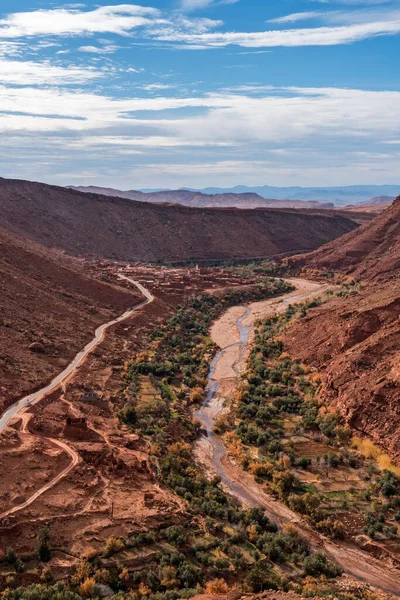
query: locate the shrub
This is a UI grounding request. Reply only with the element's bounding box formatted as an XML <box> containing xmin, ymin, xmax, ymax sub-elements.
<box><xmin>205</xmin><ymin>578</ymin><xmax>230</xmax><ymax>593</ymax></box>
<box><xmin>303</xmin><ymin>552</ymin><xmax>343</xmax><ymax>578</ymax></box>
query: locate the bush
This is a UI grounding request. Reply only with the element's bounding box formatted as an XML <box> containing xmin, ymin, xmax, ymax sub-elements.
<box><xmin>205</xmin><ymin>578</ymin><xmax>229</xmax><ymax>593</ymax></box>
<box><xmin>303</xmin><ymin>552</ymin><xmax>343</xmax><ymax>578</ymax></box>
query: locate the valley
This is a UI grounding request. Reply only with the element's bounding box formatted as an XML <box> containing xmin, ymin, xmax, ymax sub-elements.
<box><xmin>0</xmin><ymin>259</ymin><xmax>397</xmax><ymax>600</ymax></box>
<box><xmin>0</xmin><ymin>184</ymin><xmax>400</xmax><ymax>600</ymax></box>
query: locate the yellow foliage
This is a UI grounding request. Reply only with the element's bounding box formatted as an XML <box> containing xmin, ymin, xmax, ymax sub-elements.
<box><xmin>190</xmin><ymin>387</ymin><xmax>204</xmax><ymax>403</ymax></box>
<box><xmin>79</xmin><ymin>578</ymin><xmax>96</xmax><ymax>598</ymax></box>
<box><xmin>250</xmin><ymin>461</ymin><xmax>273</xmax><ymax>478</ymax></box>
<box><xmin>119</xmin><ymin>568</ymin><xmax>130</xmax><ymax>584</ymax></box>
<box><xmin>94</xmin><ymin>569</ymin><xmax>110</xmax><ymax>584</ymax></box>
<box><xmin>104</xmin><ymin>536</ymin><xmax>125</xmax><ymax>556</ymax></box>
<box><xmin>205</xmin><ymin>578</ymin><xmax>230</xmax><ymax>594</ymax></box>
<box><xmin>168</xmin><ymin>441</ymin><xmax>191</xmax><ymax>457</ymax></box>
<box><xmin>138</xmin><ymin>582</ymin><xmax>151</xmax><ymax>596</ymax></box>
<box><xmin>81</xmin><ymin>546</ymin><xmax>97</xmax><ymax>561</ymax></box>
<box><xmin>353</xmin><ymin>437</ymin><xmax>400</xmax><ymax>476</ymax></box>
<box><xmin>161</xmin><ymin>566</ymin><xmax>180</xmax><ymax>589</ymax></box>
<box><xmin>279</xmin><ymin>454</ymin><xmax>291</xmax><ymax>470</ymax></box>
<box><xmin>74</xmin><ymin>560</ymin><xmax>91</xmax><ymax>584</ymax></box>
<box><xmin>224</xmin><ymin>431</ymin><xmax>245</xmax><ymax>462</ymax></box>
<box><xmin>150</xmin><ymin>443</ymin><xmax>161</xmax><ymax>457</ymax></box>
<box><xmin>247</xmin><ymin>524</ymin><xmax>258</xmax><ymax>542</ymax></box>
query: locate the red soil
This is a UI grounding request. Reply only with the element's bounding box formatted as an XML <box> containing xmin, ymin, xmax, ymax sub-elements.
<box><xmin>0</xmin><ymin>177</ymin><xmax>357</xmax><ymax>262</ymax></box>
<box><xmin>283</xmin><ymin>198</ymin><xmax>400</xmax><ymax>461</ymax></box>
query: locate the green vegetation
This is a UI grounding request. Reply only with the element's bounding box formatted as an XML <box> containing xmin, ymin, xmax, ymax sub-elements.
<box><xmin>0</xmin><ymin>277</ymin><xmax>353</xmax><ymax>600</ymax></box>
<box><xmin>223</xmin><ymin>298</ymin><xmax>400</xmax><ymax>545</ymax></box>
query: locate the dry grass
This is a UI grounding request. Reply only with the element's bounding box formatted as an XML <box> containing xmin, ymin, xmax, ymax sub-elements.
<box><xmin>138</xmin><ymin>376</ymin><xmax>160</xmax><ymax>406</ymax></box>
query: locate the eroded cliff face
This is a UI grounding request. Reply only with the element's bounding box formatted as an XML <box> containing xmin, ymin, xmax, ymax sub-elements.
<box><xmin>283</xmin><ymin>282</ymin><xmax>400</xmax><ymax>459</ymax></box>
<box><xmin>282</xmin><ymin>198</ymin><xmax>400</xmax><ymax>461</ymax></box>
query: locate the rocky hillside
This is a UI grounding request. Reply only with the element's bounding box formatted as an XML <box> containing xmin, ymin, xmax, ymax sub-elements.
<box><xmin>0</xmin><ymin>229</ymin><xmax>138</xmax><ymax>409</ymax></box>
<box><xmin>0</xmin><ymin>177</ymin><xmax>357</xmax><ymax>262</ymax></box>
<box><xmin>69</xmin><ymin>186</ymin><xmax>335</xmax><ymax>210</ymax></box>
<box><xmin>288</xmin><ymin>196</ymin><xmax>400</xmax><ymax>280</ymax></box>
<box><xmin>283</xmin><ymin>198</ymin><xmax>400</xmax><ymax>461</ymax></box>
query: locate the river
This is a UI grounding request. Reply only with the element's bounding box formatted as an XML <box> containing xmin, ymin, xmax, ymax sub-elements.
<box><xmin>194</xmin><ymin>279</ymin><xmax>400</xmax><ymax>596</ymax></box>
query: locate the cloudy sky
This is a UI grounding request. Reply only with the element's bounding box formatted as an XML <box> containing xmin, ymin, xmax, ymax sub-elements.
<box><xmin>1</xmin><ymin>0</ymin><xmax>400</xmax><ymax>189</ymax></box>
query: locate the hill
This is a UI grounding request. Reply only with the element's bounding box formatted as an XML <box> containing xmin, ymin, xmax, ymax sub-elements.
<box><xmin>283</xmin><ymin>198</ymin><xmax>400</xmax><ymax>461</ymax></box>
<box><xmin>288</xmin><ymin>196</ymin><xmax>400</xmax><ymax>280</ymax></box>
<box><xmin>0</xmin><ymin>229</ymin><xmax>138</xmax><ymax>411</ymax></box>
<box><xmin>69</xmin><ymin>185</ymin><xmax>335</xmax><ymax>210</ymax></box>
<box><xmin>363</xmin><ymin>195</ymin><xmax>395</xmax><ymax>206</ymax></box>
<box><xmin>169</xmin><ymin>184</ymin><xmax>400</xmax><ymax>205</ymax></box>
<box><xmin>0</xmin><ymin>177</ymin><xmax>357</xmax><ymax>263</ymax></box>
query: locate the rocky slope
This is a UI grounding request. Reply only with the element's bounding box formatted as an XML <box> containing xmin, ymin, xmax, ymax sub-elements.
<box><xmin>0</xmin><ymin>229</ymin><xmax>138</xmax><ymax>410</ymax></box>
<box><xmin>288</xmin><ymin>197</ymin><xmax>400</xmax><ymax>280</ymax></box>
<box><xmin>0</xmin><ymin>177</ymin><xmax>357</xmax><ymax>262</ymax></box>
<box><xmin>283</xmin><ymin>198</ymin><xmax>400</xmax><ymax>461</ymax></box>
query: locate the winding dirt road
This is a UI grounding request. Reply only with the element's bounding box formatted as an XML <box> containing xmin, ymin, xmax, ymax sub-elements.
<box><xmin>0</xmin><ymin>275</ymin><xmax>154</xmax><ymax>520</ymax></box>
<box><xmin>195</xmin><ymin>279</ymin><xmax>400</xmax><ymax>597</ymax></box>
<box><xmin>0</xmin><ymin>275</ymin><xmax>153</xmax><ymax>435</ymax></box>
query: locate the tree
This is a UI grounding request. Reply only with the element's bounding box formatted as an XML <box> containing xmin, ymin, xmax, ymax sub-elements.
<box><xmin>303</xmin><ymin>552</ymin><xmax>343</xmax><ymax>578</ymax></box>
<box><xmin>245</xmin><ymin>562</ymin><xmax>278</xmax><ymax>592</ymax></box>
<box><xmin>161</xmin><ymin>565</ymin><xmax>180</xmax><ymax>589</ymax></box>
<box><xmin>38</xmin><ymin>527</ymin><xmax>52</xmax><ymax>562</ymax></box>
<box><xmin>205</xmin><ymin>578</ymin><xmax>230</xmax><ymax>593</ymax></box>
<box><xmin>79</xmin><ymin>577</ymin><xmax>96</xmax><ymax>598</ymax></box>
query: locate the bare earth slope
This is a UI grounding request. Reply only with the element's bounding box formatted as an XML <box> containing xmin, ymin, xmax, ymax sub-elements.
<box><xmin>0</xmin><ymin>229</ymin><xmax>138</xmax><ymax>410</ymax></box>
<box><xmin>283</xmin><ymin>198</ymin><xmax>400</xmax><ymax>461</ymax></box>
<box><xmin>288</xmin><ymin>196</ymin><xmax>400</xmax><ymax>280</ymax></box>
<box><xmin>0</xmin><ymin>178</ymin><xmax>357</xmax><ymax>263</ymax></box>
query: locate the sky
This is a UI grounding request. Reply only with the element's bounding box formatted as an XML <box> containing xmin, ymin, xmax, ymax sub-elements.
<box><xmin>1</xmin><ymin>0</ymin><xmax>399</xmax><ymax>189</ymax></box>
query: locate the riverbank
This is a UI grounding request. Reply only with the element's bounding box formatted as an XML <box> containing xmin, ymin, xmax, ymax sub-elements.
<box><xmin>194</xmin><ymin>278</ymin><xmax>400</xmax><ymax>596</ymax></box>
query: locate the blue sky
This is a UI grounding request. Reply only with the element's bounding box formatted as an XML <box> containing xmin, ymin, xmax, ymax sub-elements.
<box><xmin>1</xmin><ymin>0</ymin><xmax>399</xmax><ymax>188</ymax></box>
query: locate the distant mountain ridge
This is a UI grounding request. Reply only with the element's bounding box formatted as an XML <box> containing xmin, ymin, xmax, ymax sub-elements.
<box><xmin>69</xmin><ymin>186</ymin><xmax>335</xmax><ymax>210</ymax></box>
<box><xmin>361</xmin><ymin>195</ymin><xmax>395</xmax><ymax>206</ymax></box>
<box><xmin>139</xmin><ymin>185</ymin><xmax>400</xmax><ymax>206</ymax></box>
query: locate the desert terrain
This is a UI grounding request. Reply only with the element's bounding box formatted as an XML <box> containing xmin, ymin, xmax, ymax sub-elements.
<box><xmin>0</xmin><ymin>177</ymin><xmax>357</xmax><ymax>263</ymax></box>
<box><xmin>1</xmin><ymin>188</ymin><xmax>400</xmax><ymax>600</ymax></box>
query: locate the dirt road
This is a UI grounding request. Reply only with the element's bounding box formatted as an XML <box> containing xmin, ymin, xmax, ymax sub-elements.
<box><xmin>0</xmin><ymin>274</ymin><xmax>154</xmax><ymax>435</ymax></box>
<box><xmin>195</xmin><ymin>279</ymin><xmax>400</xmax><ymax>597</ymax></box>
<box><xmin>0</xmin><ymin>275</ymin><xmax>154</xmax><ymax>520</ymax></box>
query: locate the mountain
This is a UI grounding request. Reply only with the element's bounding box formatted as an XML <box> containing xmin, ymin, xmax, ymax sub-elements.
<box><xmin>0</xmin><ymin>177</ymin><xmax>357</xmax><ymax>263</ymax></box>
<box><xmin>69</xmin><ymin>185</ymin><xmax>335</xmax><ymax>210</ymax></box>
<box><xmin>288</xmin><ymin>196</ymin><xmax>400</xmax><ymax>280</ymax></box>
<box><xmin>181</xmin><ymin>185</ymin><xmax>400</xmax><ymax>206</ymax></box>
<box><xmin>362</xmin><ymin>195</ymin><xmax>395</xmax><ymax>206</ymax></box>
<box><xmin>0</xmin><ymin>228</ymin><xmax>137</xmax><ymax>411</ymax></box>
<box><xmin>283</xmin><ymin>197</ymin><xmax>400</xmax><ymax>461</ymax></box>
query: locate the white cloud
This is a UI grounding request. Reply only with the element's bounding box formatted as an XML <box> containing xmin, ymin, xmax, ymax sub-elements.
<box><xmin>1</xmin><ymin>85</ymin><xmax>400</xmax><ymax>148</ymax></box>
<box><xmin>181</xmin><ymin>0</ymin><xmax>239</xmax><ymax>11</ymax></box>
<box><xmin>0</xmin><ymin>3</ymin><xmax>398</xmax><ymax>50</ymax></box>
<box><xmin>268</xmin><ymin>12</ymin><xmax>323</xmax><ymax>24</ymax></box>
<box><xmin>0</xmin><ymin>58</ymin><xmax>99</xmax><ymax>84</ymax></box>
<box><xmin>155</xmin><ymin>18</ymin><xmax>400</xmax><ymax>47</ymax></box>
<box><xmin>0</xmin><ymin>5</ymin><xmax>162</xmax><ymax>38</ymax></box>
<box><xmin>78</xmin><ymin>44</ymin><xmax>119</xmax><ymax>54</ymax></box>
